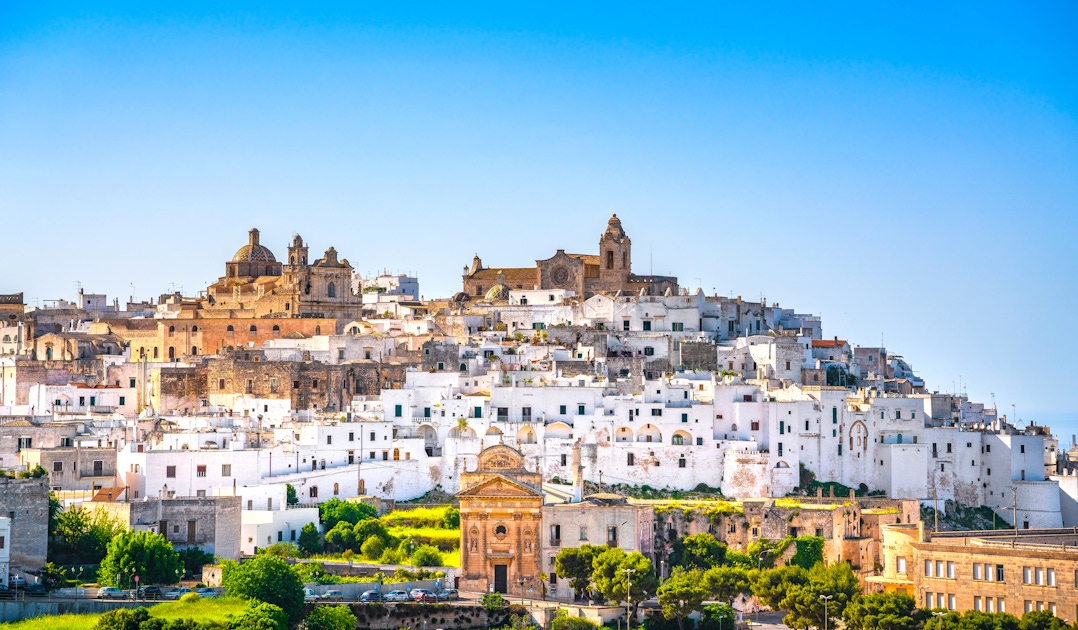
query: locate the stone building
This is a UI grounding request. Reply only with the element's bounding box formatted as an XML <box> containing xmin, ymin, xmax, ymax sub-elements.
<box><xmin>85</xmin><ymin>494</ymin><xmax>242</xmax><ymax>560</ymax></box>
<box><xmin>0</xmin><ymin>293</ymin><xmax>32</xmax><ymax>357</ymax></box>
<box><xmin>868</xmin><ymin>524</ymin><xmax>1078</xmax><ymax>621</ymax></box>
<box><xmin>19</xmin><ymin>445</ymin><xmax>118</xmax><ymax>492</ymax></box>
<box><xmin>457</xmin><ymin>445</ymin><xmax>544</xmax><ymax>594</ymax></box>
<box><xmin>0</xmin><ymin>477</ymin><xmax>49</xmax><ymax>571</ymax></box>
<box><xmin>462</xmin><ymin>215</ymin><xmax>678</xmax><ymax>299</ymax></box>
<box><xmin>203</xmin><ymin>229</ymin><xmax>363</xmax><ymax>321</ymax></box>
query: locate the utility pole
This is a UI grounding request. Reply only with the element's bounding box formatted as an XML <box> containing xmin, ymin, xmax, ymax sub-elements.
<box><xmin>623</xmin><ymin>567</ymin><xmax>636</xmax><ymax>630</ymax></box>
<box><xmin>820</xmin><ymin>594</ymin><xmax>833</xmax><ymax>630</ymax></box>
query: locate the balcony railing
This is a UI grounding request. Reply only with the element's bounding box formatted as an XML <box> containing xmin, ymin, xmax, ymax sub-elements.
<box><xmin>549</xmin><ymin>538</ymin><xmax>561</xmax><ymax>547</ymax></box>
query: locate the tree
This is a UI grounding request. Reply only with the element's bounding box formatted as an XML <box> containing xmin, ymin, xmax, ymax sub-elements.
<box><xmin>318</xmin><ymin>497</ymin><xmax>377</xmax><ymax>530</ymax></box>
<box><xmin>48</xmin><ymin>492</ymin><xmax>62</xmax><ymax>535</ymax></box>
<box><xmin>442</xmin><ymin>506</ymin><xmax>461</xmax><ymax>529</ymax></box>
<box><xmin>703</xmin><ymin>566</ymin><xmax>751</xmax><ymax>603</ymax></box>
<box><xmin>100</xmin><ymin>530</ymin><xmax>184</xmax><ymax>589</ymax></box>
<box><xmin>360</xmin><ymin>536</ymin><xmax>384</xmax><ymax>559</ymax></box>
<box><xmin>411</xmin><ymin>544</ymin><xmax>443</xmax><ymax>567</ymax></box>
<box><xmin>779</xmin><ymin>562</ymin><xmax>860</xmax><ymax>630</ymax></box>
<box><xmin>177</xmin><ymin>547</ymin><xmax>215</xmax><ymax>579</ymax></box>
<box><xmin>39</xmin><ymin>562</ymin><xmax>67</xmax><ymax>591</ymax></box>
<box><xmin>223</xmin><ymin>554</ymin><xmax>305</xmax><ymax>621</ymax></box>
<box><xmin>351</xmin><ymin>518</ymin><xmax>389</xmax><ymax>546</ymax></box>
<box><xmin>229</xmin><ymin>602</ymin><xmax>288</xmax><ymax>630</ymax></box>
<box><xmin>51</xmin><ymin>505</ymin><xmax>125</xmax><ymax>565</ymax></box>
<box><xmin>843</xmin><ymin>593</ymin><xmax>918</xmax><ymax>630</ymax></box>
<box><xmin>1019</xmin><ymin>610</ymin><xmax>1071</xmax><ymax>630</ymax></box>
<box><xmin>699</xmin><ymin>603</ymin><xmax>736</xmax><ymax>630</ymax></box>
<box><xmin>260</xmin><ymin>542</ymin><xmax>300</xmax><ymax>558</ymax></box>
<box><xmin>555</xmin><ymin>546</ymin><xmax>601</xmax><ymax>600</ymax></box>
<box><xmin>751</xmin><ymin>564</ymin><xmax>809</xmax><ymax>609</ymax></box>
<box><xmin>670</xmin><ymin>533</ymin><xmax>727</xmax><ymax>570</ymax></box>
<box><xmin>302</xmin><ymin>605</ymin><xmax>357</xmax><ymax>630</ymax></box>
<box><xmin>591</xmin><ymin>548</ymin><xmax>657</xmax><ymax>613</ymax></box>
<box><xmin>96</xmin><ymin>607</ymin><xmax>152</xmax><ymax>630</ymax></box>
<box><xmin>286</xmin><ymin>484</ymin><xmax>299</xmax><ymax>506</ymax></box>
<box><xmin>658</xmin><ymin>568</ymin><xmax>708</xmax><ymax>630</ymax></box>
<box><xmin>481</xmin><ymin>592</ymin><xmax>509</xmax><ymax>611</ymax></box>
<box><xmin>298</xmin><ymin>522</ymin><xmax>321</xmax><ymax>555</ymax></box>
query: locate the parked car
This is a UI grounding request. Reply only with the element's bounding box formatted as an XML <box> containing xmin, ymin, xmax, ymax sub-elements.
<box><xmin>163</xmin><ymin>587</ymin><xmax>193</xmax><ymax>600</ymax></box>
<box><xmin>134</xmin><ymin>586</ymin><xmax>163</xmax><ymax>600</ymax></box>
<box><xmin>24</xmin><ymin>583</ymin><xmax>47</xmax><ymax>597</ymax></box>
<box><xmin>196</xmin><ymin>587</ymin><xmax>218</xmax><ymax>598</ymax></box>
<box><xmin>437</xmin><ymin>589</ymin><xmax>459</xmax><ymax>601</ymax></box>
<box><xmin>384</xmin><ymin>590</ymin><xmax>410</xmax><ymax>602</ymax></box>
<box><xmin>359</xmin><ymin>590</ymin><xmax>383</xmax><ymax>602</ymax></box>
<box><xmin>303</xmin><ymin>588</ymin><xmax>320</xmax><ymax>602</ymax></box>
<box><xmin>98</xmin><ymin>586</ymin><xmax>127</xmax><ymax>600</ymax></box>
<box><xmin>410</xmin><ymin>588</ymin><xmax>437</xmax><ymax>603</ymax></box>
<box><xmin>320</xmin><ymin>590</ymin><xmax>344</xmax><ymax>602</ymax></box>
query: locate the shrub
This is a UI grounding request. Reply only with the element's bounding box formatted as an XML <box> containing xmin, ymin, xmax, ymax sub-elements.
<box><xmin>302</xmin><ymin>605</ymin><xmax>358</xmax><ymax>630</ymax></box>
<box><xmin>229</xmin><ymin>602</ymin><xmax>288</xmax><ymax>630</ymax></box>
<box><xmin>481</xmin><ymin>591</ymin><xmax>508</xmax><ymax>611</ymax></box>
<box><xmin>179</xmin><ymin>592</ymin><xmax>201</xmax><ymax>603</ymax></box>
<box><xmin>551</xmin><ymin>616</ymin><xmax>599</xmax><ymax>630</ymax></box>
<box><xmin>96</xmin><ymin>607</ymin><xmax>151</xmax><ymax>630</ymax></box>
<box><xmin>361</xmin><ymin>536</ymin><xmax>385</xmax><ymax>559</ymax></box>
<box><xmin>442</xmin><ymin>507</ymin><xmax>461</xmax><ymax>529</ymax></box>
<box><xmin>222</xmin><ymin>555</ymin><xmax>305</xmax><ymax>621</ymax></box>
<box><xmin>411</xmin><ymin>544</ymin><xmax>444</xmax><ymax>567</ymax></box>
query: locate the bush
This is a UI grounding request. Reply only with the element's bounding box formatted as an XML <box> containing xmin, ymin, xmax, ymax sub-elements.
<box><xmin>481</xmin><ymin>591</ymin><xmax>508</xmax><ymax>611</ymax></box>
<box><xmin>178</xmin><ymin>592</ymin><xmax>201</xmax><ymax>603</ymax></box>
<box><xmin>298</xmin><ymin>522</ymin><xmax>321</xmax><ymax>555</ymax></box>
<box><xmin>222</xmin><ymin>555</ymin><xmax>305</xmax><ymax>621</ymax></box>
<box><xmin>360</xmin><ymin>536</ymin><xmax>385</xmax><ymax>560</ymax></box>
<box><xmin>177</xmin><ymin>547</ymin><xmax>216</xmax><ymax>579</ymax></box>
<box><xmin>228</xmin><ymin>602</ymin><xmax>288</xmax><ymax>630</ymax></box>
<box><xmin>100</xmin><ymin>530</ymin><xmax>184</xmax><ymax>589</ymax></box>
<box><xmin>260</xmin><ymin>542</ymin><xmax>300</xmax><ymax>558</ymax></box>
<box><xmin>411</xmin><ymin>544</ymin><xmax>444</xmax><ymax>567</ymax></box>
<box><xmin>302</xmin><ymin>605</ymin><xmax>358</xmax><ymax>630</ymax></box>
<box><xmin>551</xmin><ymin>616</ymin><xmax>599</xmax><ymax>630</ymax></box>
<box><xmin>96</xmin><ymin>608</ymin><xmax>152</xmax><ymax>630</ymax></box>
<box><xmin>442</xmin><ymin>507</ymin><xmax>461</xmax><ymax>529</ymax></box>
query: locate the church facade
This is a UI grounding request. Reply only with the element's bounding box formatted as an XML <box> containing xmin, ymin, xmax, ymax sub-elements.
<box><xmin>202</xmin><ymin>229</ymin><xmax>362</xmax><ymax>323</ymax></box>
<box><xmin>456</xmin><ymin>445</ymin><xmax>544</xmax><ymax>595</ymax></box>
<box><xmin>461</xmin><ymin>215</ymin><xmax>679</xmax><ymax>300</ymax></box>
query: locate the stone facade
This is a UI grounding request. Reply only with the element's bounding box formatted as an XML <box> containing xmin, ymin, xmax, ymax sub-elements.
<box><xmin>462</xmin><ymin>216</ymin><xmax>678</xmax><ymax>299</ymax></box>
<box><xmin>85</xmin><ymin>495</ymin><xmax>242</xmax><ymax>560</ymax></box>
<box><xmin>0</xmin><ymin>477</ymin><xmax>49</xmax><ymax>571</ymax></box>
<box><xmin>457</xmin><ymin>445</ymin><xmax>544</xmax><ymax>594</ymax></box>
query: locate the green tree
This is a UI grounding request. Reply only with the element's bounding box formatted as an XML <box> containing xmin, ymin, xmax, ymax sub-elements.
<box><xmin>318</xmin><ymin>497</ymin><xmax>377</xmax><ymax>530</ymax></box>
<box><xmin>670</xmin><ymin>533</ymin><xmax>727</xmax><ymax>570</ymax></box>
<box><xmin>323</xmin><ymin>521</ymin><xmax>355</xmax><ymax>552</ymax></box>
<box><xmin>779</xmin><ymin>562</ymin><xmax>860</xmax><ymax>630</ymax></box>
<box><xmin>360</xmin><ymin>536</ymin><xmax>384</xmax><ymax>559</ymax></box>
<box><xmin>48</xmin><ymin>492</ymin><xmax>62</xmax><ymax>535</ymax></box>
<box><xmin>591</xmin><ymin>548</ymin><xmax>657</xmax><ymax>612</ymax></box>
<box><xmin>100</xmin><ymin>530</ymin><xmax>184</xmax><ymax>589</ymax></box>
<box><xmin>658</xmin><ymin>568</ymin><xmax>708</xmax><ymax>630</ymax></box>
<box><xmin>1019</xmin><ymin>610</ymin><xmax>1071</xmax><ymax>630</ymax></box>
<box><xmin>703</xmin><ymin>566</ymin><xmax>751</xmax><ymax>602</ymax></box>
<box><xmin>177</xmin><ymin>547</ymin><xmax>215</xmax><ymax>579</ymax></box>
<box><xmin>699</xmin><ymin>603</ymin><xmax>736</xmax><ymax>630</ymax></box>
<box><xmin>843</xmin><ymin>593</ymin><xmax>918</xmax><ymax>630</ymax></box>
<box><xmin>52</xmin><ymin>505</ymin><xmax>125</xmax><ymax>565</ymax></box>
<box><xmin>555</xmin><ymin>545</ymin><xmax>601</xmax><ymax>600</ymax></box>
<box><xmin>229</xmin><ymin>602</ymin><xmax>288</xmax><ymax>630</ymax></box>
<box><xmin>955</xmin><ymin>611</ymin><xmax>1019</xmax><ymax>630</ymax></box>
<box><xmin>298</xmin><ymin>522</ymin><xmax>321</xmax><ymax>555</ymax></box>
<box><xmin>410</xmin><ymin>544</ymin><xmax>443</xmax><ymax>567</ymax></box>
<box><xmin>223</xmin><ymin>554</ymin><xmax>305</xmax><ymax>621</ymax></box>
<box><xmin>302</xmin><ymin>605</ymin><xmax>357</xmax><ymax>630</ymax></box>
<box><xmin>481</xmin><ymin>591</ymin><xmax>509</xmax><ymax>611</ymax></box>
<box><xmin>922</xmin><ymin>611</ymin><xmax>962</xmax><ymax>630</ymax></box>
<box><xmin>39</xmin><ymin>562</ymin><xmax>67</xmax><ymax>591</ymax></box>
<box><xmin>442</xmin><ymin>506</ymin><xmax>461</xmax><ymax>528</ymax></box>
<box><xmin>260</xmin><ymin>542</ymin><xmax>300</xmax><ymax>558</ymax></box>
<box><xmin>751</xmin><ymin>564</ymin><xmax>809</xmax><ymax>609</ymax></box>
<box><xmin>351</xmin><ymin>518</ymin><xmax>389</xmax><ymax>546</ymax></box>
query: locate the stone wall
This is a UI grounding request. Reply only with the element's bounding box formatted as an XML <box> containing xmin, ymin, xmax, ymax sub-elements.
<box><xmin>0</xmin><ymin>477</ymin><xmax>49</xmax><ymax>570</ymax></box>
<box><xmin>680</xmin><ymin>341</ymin><xmax>718</xmax><ymax>371</ymax></box>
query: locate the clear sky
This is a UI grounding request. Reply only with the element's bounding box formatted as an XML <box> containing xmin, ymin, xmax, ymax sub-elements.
<box><xmin>1</xmin><ymin>3</ymin><xmax>1076</xmax><ymax>428</ymax></box>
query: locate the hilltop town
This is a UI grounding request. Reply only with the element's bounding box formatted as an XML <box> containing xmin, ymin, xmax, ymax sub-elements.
<box><xmin>2</xmin><ymin>216</ymin><xmax>1078</xmax><ymax>623</ymax></box>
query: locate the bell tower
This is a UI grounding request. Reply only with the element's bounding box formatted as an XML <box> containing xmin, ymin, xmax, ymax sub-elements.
<box><xmin>598</xmin><ymin>214</ymin><xmax>631</xmax><ymax>288</ymax></box>
<box><xmin>287</xmin><ymin>234</ymin><xmax>309</xmax><ymax>270</ymax></box>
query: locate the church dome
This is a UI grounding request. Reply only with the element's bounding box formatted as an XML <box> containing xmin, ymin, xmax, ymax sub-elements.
<box><xmin>232</xmin><ymin>228</ymin><xmax>276</xmax><ymax>263</ymax></box>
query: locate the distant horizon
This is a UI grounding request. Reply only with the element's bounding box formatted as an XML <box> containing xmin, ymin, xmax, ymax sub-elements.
<box><xmin>2</xmin><ymin>4</ymin><xmax>1074</xmax><ymax>421</ymax></box>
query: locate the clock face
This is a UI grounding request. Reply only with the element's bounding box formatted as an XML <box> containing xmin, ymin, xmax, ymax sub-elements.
<box><xmin>552</xmin><ymin>266</ymin><xmax>569</xmax><ymax>286</ymax></box>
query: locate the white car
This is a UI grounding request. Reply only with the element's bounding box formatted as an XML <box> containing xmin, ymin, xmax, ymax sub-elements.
<box><xmin>163</xmin><ymin>587</ymin><xmax>193</xmax><ymax>600</ymax></box>
<box><xmin>384</xmin><ymin>590</ymin><xmax>410</xmax><ymax>602</ymax></box>
<box><xmin>304</xmin><ymin>588</ymin><xmax>320</xmax><ymax>602</ymax></box>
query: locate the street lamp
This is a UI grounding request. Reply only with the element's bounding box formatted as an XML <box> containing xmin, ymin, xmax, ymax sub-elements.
<box><xmin>623</xmin><ymin>567</ymin><xmax>636</xmax><ymax>630</ymax></box>
<box><xmin>518</xmin><ymin>578</ymin><xmax>526</xmax><ymax>605</ymax></box>
<box><xmin>820</xmin><ymin>595</ymin><xmax>834</xmax><ymax>630</ymax></box>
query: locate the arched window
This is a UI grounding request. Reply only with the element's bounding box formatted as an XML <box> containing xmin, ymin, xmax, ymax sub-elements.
<box><xmin>272</xmin><ymin>325</ymin><xmax>280</xmax><ymax>337</ymax></box>
<box><xmin>249</xmin><ymin>325</ymin><xmax>257</xmax><ymax>334</ymax></box>
<box><xmin>191</xmin><ymin>325</ymin><xmax>198</xmax><ymax>332</ymax></box>
<box><xmin>333</xmin><ymin>483</ymin><xmax>339</xmax><ymax>496</ymax></box>
<box><xmin>672</xmin><ymin>434</ymin><xmax>684</xmax><ymax>445</ymax></box>
<box><xmin>606</xmin><ymin>250</ymin><xmax>614</xmax><ymax>269</ymax></box>
<box><xmin>191</xmin><ymin>346</ymin><xmax>198</xmax><ymax>355</ymax></box>
<box><xmin>168</xmin><ymin>346</ymin><xmax>175</xmax><ymax>359</ymax></box>
<box><xmin>168</xmin><ymin>326</ymin><xmax>175</xmax><ymax>336</ymax></box>
<box><xmin>309</xmin><ymin>486</ymin><xmax>318</xmax><ymax>498</ymax></box>
<box><xmin>152</xmin><ymin>347</ymin><xmax>159</xmax><ymax>359</ymax></box>
<box><xmin>290</xmin><ymin>255</ymin><xmax>295</xmax><ymax>265</ymax></box>
<box><xmin>460</xmin><ymin>363</ymin><xmax>467</xmax><ymax>372</ymax></box>
<box><xmin>139</xmin><ymin>347</ymin><xmax>145</xmax><ymax>359</ymax></box>
<box><xmin>393</xmin><ymin>448</ymin><xmax>400</xmax><ymax>461</ymax></box>
<box><xmin>315</xmin><ymin>326</ymin><xmax>321</xmax><ymax>335</ymax></box>
<box><xmin>226</xmin><ymin>325</ymin><xmax>234</xmax><ymax>334</ymax></box>
<box><xmin>495</xmin><ymin>525</ymin><xmax>508</xmax><ymax>536</ymax></box>
<box><xmin>2</xmin><ymin>335</ymin><xmax>10</xmax><ymax>343</ymax></box>
<box><xmin>327</xmin><ymin>282</ymin><xmax>336</xmax><ymax>298</ymax></box>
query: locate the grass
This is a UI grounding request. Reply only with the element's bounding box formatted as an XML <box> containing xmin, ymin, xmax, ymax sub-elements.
<box><xmin>388</xmin><ymin>525</ymin><xmax>461</xmax><ymax>550</ymax></box>
<box><xmin>0</xmin><ymin>596</ymin><xmax>249</xmax><ymax>630</ymax></box>
<box><xmin>381</xmin><ymin>506</ymin><xmax>451</xmax><ymax>527</ymax></box>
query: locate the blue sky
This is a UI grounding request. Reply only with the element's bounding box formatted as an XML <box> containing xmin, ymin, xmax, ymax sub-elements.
<box><xmin>1</xmin><ymin>3</ymin><xmax>1076</xmax><ymax>427</ymax></box>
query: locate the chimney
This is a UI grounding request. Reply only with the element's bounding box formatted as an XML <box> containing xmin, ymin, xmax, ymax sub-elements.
<box><xmin>571</xmin><ymin>439</ymin><xmax>584</xmax><ymax>503</ymax></box>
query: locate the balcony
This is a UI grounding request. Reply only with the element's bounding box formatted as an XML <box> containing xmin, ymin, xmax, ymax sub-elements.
<box><xmin>549</xmin><ymin>538</ymin><xmax>561</xmax><ymax>547</ymax></box>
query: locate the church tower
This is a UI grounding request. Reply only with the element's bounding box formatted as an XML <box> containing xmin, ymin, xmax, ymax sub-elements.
<box><xmin>598</xmin><ymin>214</ymin><xmax>631</xmax><ymax>288</ymax></box>
<box><xmin>286</xmin><ymin>234</ymin><xmax>309</xmax><ymax>270</ymax></box>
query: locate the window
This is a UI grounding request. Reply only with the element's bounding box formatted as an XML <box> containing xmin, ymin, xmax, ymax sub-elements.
<box><xmin>310</xmin><ymin>486</ymin><xmax>318</xmax><ymax>498</ymax></box>
<box><xmin>119</xmin><ymin>396</ymin><xmax>125</xmax><ymax>405</ymax></box>
<box><xmin>642</xmin><ymin>321</ymin><xmax>652</xmax><ymax>331</ymax></box>
<box><xmin>607</xmin><ymin>526</ymin><xmax>618</xmax><ymax>545</ymax></box>
<box><xmin>559</xmin><ymin>405</ymin><xmax>567</xmax><ymax>415</ymax></box>
<box><xmin>623</xmin><ymin>320</ymin><xmax>630</xmax><ymax>331</ymax></box>
<box><xmin>751</xmin><ymin>421</ymin><xmax>760</xmax><ymax>431</ymax></box>
<box><xmin>996</xmin><ymin>565</ymin><xmax>1004</xmax><ymax>581</ymax></box>
<box><xmin>166</xmin><ymin>466</ymin><xmax>177</xmax><ymax>478</ymax></box>
<box><xmin>644</xmin><ymin>346</ymin><xmax>654</xmax><ymax>356</ymax></box>
<box><xmin>1021</xmin><ymin>444</ymin><xmax>1025</xmax><ymax>453</ymax></box>
<box><xmin>682</xmin><ymin>413</ymin><xmax>688</xmax><ymax>423</ymax></box>
<box><xmin>579</xmin><ymin>527</ymin><xmax>588</xmax><ymax>541</ymax></box>
<box><xmin>312</xmin><ymin>379</ymin><xmax>319</xmax><ymax>389</ymax></box>
<box><xmin>678</xmin><ymin>457</ymin><xmax>686</xmax><ymax>468</ymax></box>
<box><xmin>394</xmin><ymin>405</ymin><xmax>402</xmax><ymax>418</ymax></box>
<box><xmin>925</xmin><ymin>560</ymin><xmax>933</xmax><ymax>577</ymax></box>
<box><xmin>696</xmin><ymin>437</ymin><xmax>703</xmax><ymax>445</ymax></box>
<box><xmin>897</xmin><ymin>557</ymin><xmax>907</xmax><ymax>574</ymax></box>
<box><xmin>196</xmin><ymin>465</ymin><xmax>207</xmax><ymax>477</ymax></box>
<box><xmin>1047</xmin><ymin>568</ymin><xmax>1055</xmax><ymax>586</ymax></box>
<box><xmin>627</xmin><ymin>453</ymin><xmax>635</xmax><ymax>466</ymax></box>
<box><xmin>672</xmin><ymin>322</ymin><xmax>684</xmax><ymax>332</ymax></box>
<box><xmin>53</xmin><ymin>461</ymin><xmax>63</xmax><ymax>472</ymax></box>
<box><xmin>578</xmin><ymin>404</ymin><xmax>586</xmax><ymax>415</ymax></box>
<box><xmin>327</xmin><ymin>435</ymin><xmax>333</xmax><ymax>445</ymax></box>
<box><xmin>222</xmin><ymin>464</ymin><xmax>231</xmax><ymax>477</ymax></box>
<box><xmin>973</xmin><ymin>563</ymin><xmax>982</xmax><ymax>580</ymax></box>
<box><xmin>249</xmin><ymin>325</ymin><xmax>257</xmax><ymax>334</ymax></box>
<box><xmin>651</xmin><ymin>409</ymin><xmax>662</xmax><ymax>416</ymax></box>
<box><xmin>936</xmin><ymin>560</ymin><xmax>944</xmax><ymax>577</ymax></box>
<box><xmin>947</xmin><ymin>561</ymin><xmax>954</xmax><ymax>578</ymax></box>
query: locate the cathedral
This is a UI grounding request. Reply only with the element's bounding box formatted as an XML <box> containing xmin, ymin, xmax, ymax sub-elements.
<box><xmin>203</xmin><ymin>229</ymin><xmax>362</xmax><ymax>322</ymax></box>
<box><xmin>461</xmin><ymin>215</ymin><xmax>678</xmax><ymax>300</ymax></box>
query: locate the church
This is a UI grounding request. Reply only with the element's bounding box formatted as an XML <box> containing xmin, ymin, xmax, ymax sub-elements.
<box><xmin>461</xmin><ymin>215</ymin><xmax>679</xmax><ymax>300</ymax></box>
<box><xmin>202</xmin><ymin>229</ymin><xmax>363</xmax><ymax>322</ymax></box>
